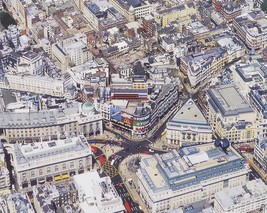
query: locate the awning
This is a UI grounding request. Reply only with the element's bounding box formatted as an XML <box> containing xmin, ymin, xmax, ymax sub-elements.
<box><xmin>54</xmin><ymin>175</ymin><xmax>62</xmax><ymax>181</ymax></box>
<box><xmin>62</xmin><ymin>174</ymin><xmax>70</xmax><ymax>179</ymax></box>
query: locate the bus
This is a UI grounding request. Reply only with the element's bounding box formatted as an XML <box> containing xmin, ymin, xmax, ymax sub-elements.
<box><xmin>161</xmin><ymin>129</ymin><xmax>166</xmax><ymax>136</ymax></box>
<box><xmin>98</xmin><ymin>154</ymin><xmax>106</xmax><ymax>165</ymax></box>
<box><xmin>124</xmin><ymin>201</ymin><xmax>131</xmax><ymax>212</ymax></box>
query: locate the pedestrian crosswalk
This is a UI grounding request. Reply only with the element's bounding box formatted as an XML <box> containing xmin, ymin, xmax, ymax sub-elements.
<box><xmin>101</xmin><ymin>161</ymin><xmax>118</xmax><ymax>178</ymax></box>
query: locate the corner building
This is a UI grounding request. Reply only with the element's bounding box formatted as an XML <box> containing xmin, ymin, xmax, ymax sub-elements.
<box><xmin>6</xmin><ymin>136</ymin><xmax>92</xmax><ymax>191</ymax></box>
<box><xmin>137</xmin><ymin>144</ymin><xmax>250</xmax><ymax>213</ymax></box>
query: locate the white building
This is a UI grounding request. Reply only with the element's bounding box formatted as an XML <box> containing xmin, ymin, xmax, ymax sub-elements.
<box><xmin>233</xmin><ymin>11</ymin><xmax>267</xmax><ymax>50</ymax></box>
<box><xmin>73</xmin><ymin>171</ymin><xmax>125</xmax><ymax>213</ymax></box>
<box><xmin>52</xmin><ymin>33</ymin><xmax>93</xmax><ymax>72</ymax></box>
<box><xmin>166</xmin><ymin>99</ymin><xmax>212</xmax><ymax>146</ymax></box>
<box><xmin>137</xmin><ymin>144</ymin><xmax>250</xmax><ymax>213</ymax></box>
<box><xmin>206</xmin><ymin>84</ymin><xmax>257</xmax><ymax>142</ymax></box>
<box><xmin>214</xmin><ymin>179</ymin><xmax>267</xmax><ymax>213</ymax></box>
<box><xmin>18</xmin><ymin>51</ymin><xmax>43</xmax><ymax>75</ymax></box>
<box><xmin>254</xmin><ymin>136</ymin><xmax>267</xmax><ymax>174</ymax></box>
<box><xmin>5</xmin><ymin>73</ymin><xmax>64</xmax><ymax>96</ymax></box>
<box><xmin>0</xmin><ymin>142</ymin><xmax>10</xmax><ymax>195</ymax></box>
<box><xmin>109</xmin><ymin>0</ymin><xmax>153</xmax><ymax>21</ymax></box>
<box><xmin>0</xmin><ymin>101</ymin><xmax>103</xmax><ymax>143</ymax></box>
<box><xmin>6</xmin><ymin>136</ymin><xmax>93</xmax><ymax>191</ymax></box>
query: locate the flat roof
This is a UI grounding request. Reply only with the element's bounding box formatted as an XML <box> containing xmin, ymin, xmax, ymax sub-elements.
<box><xmin>139</xmin><ymin>143</ymin><xmax>245</xmax><ymax>193</ymax></box>
<box><xmin>215</xmin><ymin>179</ymin><xmax>267</xmax><ymax>209</ymax></box>
<box><xmin>207</xmin><ymin>84</ymin><xmax>253</xmax><ymax>116</ymax></box>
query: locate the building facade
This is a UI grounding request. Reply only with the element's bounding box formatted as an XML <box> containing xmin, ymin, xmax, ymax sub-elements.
<box><xmin>109</xmin><ymin>0</ymin><xmax>153</xmax><ymax>21</ymax></box>
<box><xmin>254</xmin><ymin>136</ymin><xmax>267</xmax><ymax>174</ymax></box>
<box><xmin>0</xmin><ymin>102</ymin><xmax>103</xmax><ymax>143</ymax></box>
<box><xmin>206</xmin><ymin>84</ymin><xmax>257</xmax><ymax>142</ymax></box>
<box><xmin>166</xmin><ymin>99</ymin><xmax>213</xmax><ymax>146</ymax></box>
<box><xmin>214</xmin><ymin>179</ymin><xmax>267</xmax><ymax>213</ymax></box>
<box><xmin>0</xmin><ymin>142</ymin><xmax>10</xmax><ymax>195</ymax></box>
<box><xmin>74</xmin><ymin>171</ymin><xmax>125</xmax><ymax>213</ymax></box>
<box><xmin>6</xmin><ymin>136</ymin><xmax>93</xmax><ymax>191</ymax></box>
<box><xmin>233</xmin><ymin>11</ymin><xmax>267</xmax><ymax>50</ymax></box>
<box><xmin>137</xmin><ymin>145</ymin><xmax>250</xmax><ymax>213</ymax></box>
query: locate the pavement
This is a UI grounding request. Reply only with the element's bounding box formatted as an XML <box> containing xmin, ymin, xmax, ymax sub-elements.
<box><xmin>118</xmin><ymin>154</ymin><xmax>149</xmax><ymax>212</ymax></box>
<box><xmin>92</xmin><ymin>143</ymin><xmax>123</xmax><ymax>159</ymax></box>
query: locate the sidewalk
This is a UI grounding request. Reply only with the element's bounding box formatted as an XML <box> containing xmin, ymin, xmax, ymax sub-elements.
<box><xmin>92</xmin><ymin>143</ymin><xmax>123</xmax><ymax>159</ymax></box>
<box><xmin>118</xmin><ymin>154</ymin><xmax>149</xmax><ymax>212</ymax></box>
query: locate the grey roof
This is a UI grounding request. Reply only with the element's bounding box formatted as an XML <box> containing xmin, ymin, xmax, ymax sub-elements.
<box><xmin>140</xmin><ymin>147</ymin><xmax>246</xmax><ymax>193</ymax></box>
<box><xmin>10</xmin><ymin>193</ymin><xmax>33</xmax><ymax>213</ymax></box>
<box><xmin>207</xmin><ymin>84</ymin><xmax>253</xmax><ymax>116</ymax></box>
<box><xmin>169</xmin><ymin>99</ymin><xmax>211</xmax><ymax>129</ymax></box>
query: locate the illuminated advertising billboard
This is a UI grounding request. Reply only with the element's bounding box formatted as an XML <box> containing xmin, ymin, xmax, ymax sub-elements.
<box><xmin>110</xmin><ymin>107</ymin><xmax>133</xmax><ymax>129</ymax></box>
<box><xmin>110</xmin><ymin>107</ymin><xmax>122</xmax><ymax>122</ymax></box>
<box><xmin>121</xmin><ymin>112</ymin><xmax>133</xmax><ymax>128</ymax></box>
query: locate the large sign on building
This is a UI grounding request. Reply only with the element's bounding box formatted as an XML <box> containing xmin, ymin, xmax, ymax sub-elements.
<box><xmin>110</xmin><ymin>107</ymin><xmax>133</xmax><ymax>129</ymax></box>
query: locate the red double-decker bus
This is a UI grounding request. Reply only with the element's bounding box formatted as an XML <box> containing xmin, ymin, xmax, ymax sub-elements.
<box><xmin>98</xmin><ymin>154</ymin><xmax>106</xmax><ymax>165</ymax></box>
<box><xmin>124</xmin><ymin>201</ymin><xmax>131</xmax><ymax>213</ymax></box>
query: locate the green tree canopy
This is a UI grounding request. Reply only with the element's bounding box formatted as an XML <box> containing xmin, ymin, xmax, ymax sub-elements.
<box><xmin>0</xmin><ymin>12</ymin><xmax>17</xmax><ymax>29</ymax></box>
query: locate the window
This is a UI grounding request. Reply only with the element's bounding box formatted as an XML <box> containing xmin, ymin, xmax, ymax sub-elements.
<box><xmin>39</xmin><ymin>169</ymin><xmax>43</xmax><ymax>176</ymax></box>
<box><xmin>62</xmin><ymin>163</ymin><xmax>66</xmax><ymax>170</ymax></box>
<box><xmin>70</xmin><ymin>162</ymin><xmax>74</xmax><ymax>168</ymax></box>
<box><xmin>31</xmin><ymin>171</ymin><xmax>35</xmax><ymax>177</ymax></box>
<box><xmin>79</xmin><ymin>160</ymin><xmax>83</xmax><ymax>168</ymax></box>
<box><xmin>47</xmin><ymin>167</ymin><xmax>51</xmax><ymax>173</ymax></box>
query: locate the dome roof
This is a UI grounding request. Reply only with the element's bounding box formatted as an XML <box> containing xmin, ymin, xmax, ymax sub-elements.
<box><xmin>82</xmin><ymin>102</ymin><xmax>95</xmax><ymax>114</ymax></box>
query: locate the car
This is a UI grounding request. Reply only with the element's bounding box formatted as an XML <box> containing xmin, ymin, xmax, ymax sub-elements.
<box><xmin>149</xmin><ymin>149</ymin><xmax>154</xmax><ymax>153</ymax></box>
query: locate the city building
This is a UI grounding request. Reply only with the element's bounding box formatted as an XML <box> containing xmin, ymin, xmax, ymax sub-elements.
<box><xmin>83</xmin><ymin>1</ymin><xmax>127</xmax><ymax>31</ymax></box>
<box><xmin>166</xmin><ymin>99</ymin><xmax>213</xmax><ymax>146</ymax></box>
<box><xmin>179</xmin><ymin>48</ymin><xmax>228</xmax><ymax>88</ymax></box>
<box><xmin>221</xmin><ymin>2</ymin><xmax>241</xmax><ymax>23</ymax></box>
<box><xmin>0</xmin><ymin>142</ymin><xmax>10</xmax><ymax>195</ymax></box>
<box><xmin>206</xmin><ymin>84</ymin><xmax>257</xmax><ymax>142</ymax></box>
<box><xmin>137</xmin><ymin>144</ymin><xmax>250</xmax><ymax>213</ymax></box>
<box><xmin>233</xmin><ymin>10</ymin><xmax>267</xmax><ymax>50</ymax></box>
<box><xmin>0</xmin><ymin>101</ymin><xmax>103</xmax><ymax>143</ymax></box>
<box><xmin>52</xmin><ymin>34</ymin><xmax>93</xmax><ymax>72</ymax></box>
<box><xmin>73</xmin><ymin>171</ymin><xmax>125</xmax><ymax>213</ymax></box>
<box><xmin>233</xmin><ymin>63</ymin><xmax>267</xmax><ymax>96</ymax></box>
<box><xmin>154</xmin><ymin>3</ymin><xmax>197</xmax><ymax>29</ymax></box>
<box><xmin>214</xmin><ymin>179</ymin><xmax>267</xmax><ymax>213</ymax></box>
<box><xmin>254</xmin><ymin>136</ymin><xmax>267</xmax><ymax>173</ymax></box>
<box><xmin>33</xmin><ymin>184</ymin><xmax>77</xmax><ymax>213</ymax></box>
<box><xmin>4</xmin><ymin>73</ymin><xmax>65</xmax><ymax>96</ymax></box>
<box><xmin>6</xmin><ymin>193</ymin><xmax>35</xmax><ymax>213</ymax></box>
<box><xmin>6</xmin><ymin>135</ymin><xmax>93</xmax><ymax>190</ymax></box>
<box><xmin>109</xmin><ymin>0</ymin><xmax>153</xmax><ymax>22</ymax></box>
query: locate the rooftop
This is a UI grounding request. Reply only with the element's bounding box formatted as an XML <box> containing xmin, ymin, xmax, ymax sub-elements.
<box><xmin>74</xmin><ymin>171</ymin><xmax>125</xmax><ymax>213</ymax></box>
<box><xmin>139</xmin><ymin>143</ymin><xmax>245</xmax><ymax>193</ymax></box>
<box><xmin>168</xmin><ymin>99</ymin><xmax>211</xmax><ymax>128</ymax></box>
<box><xmin>9</xmin><ymin>193</ymin><xmax>34</xmax><ymax>213</ymax></box>
<box><xmin>215</xmin><ymin>179</ymin><xmax>267</xmax><ymax>208</ymax></box>
<box><xmin>12</xmin><ymin>136</ymin><xmax>91</xmax><ymax>166</ymax></box>
<box><xmin>207</xmin><ymin>84</ymin><xmax>254</xmax><ymax>116</ymax></box>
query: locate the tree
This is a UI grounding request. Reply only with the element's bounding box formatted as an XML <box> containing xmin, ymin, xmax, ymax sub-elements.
<box><xmin>0</xmin><ymin>12</ymin><xmax>17</xmax><ymax>29</ymax></box>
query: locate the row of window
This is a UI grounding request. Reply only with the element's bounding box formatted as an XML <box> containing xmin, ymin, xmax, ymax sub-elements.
<box><xmin>21</xmin><ymin>160</ymin><xmax>85</xmax><ymax>178</ymax></box>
